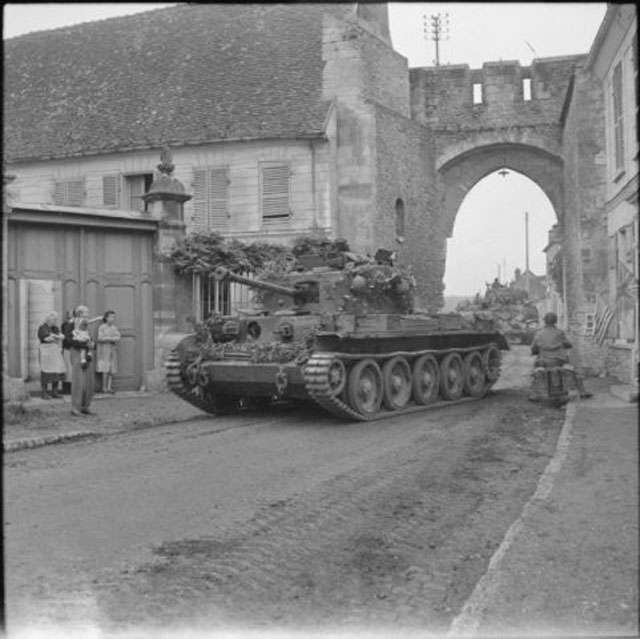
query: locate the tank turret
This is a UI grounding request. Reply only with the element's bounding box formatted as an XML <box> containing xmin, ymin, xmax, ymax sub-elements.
<box><xmin>213</xmin><ymin>266</ymin><xmax>320</xmax><ymax>314</ymax></box>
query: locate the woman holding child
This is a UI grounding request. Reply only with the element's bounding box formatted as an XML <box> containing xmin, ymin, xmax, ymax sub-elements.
<box><xmin>64</xmin><ymin>305</ymin><xmax>102</xmax><ymax>417</ymax></box>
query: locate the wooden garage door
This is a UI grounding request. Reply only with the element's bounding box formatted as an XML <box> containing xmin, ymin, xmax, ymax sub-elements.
<box><xmin>7</xmin><ymin>223</ymin><xmax>154</xmax><ymax>390</ymax></box>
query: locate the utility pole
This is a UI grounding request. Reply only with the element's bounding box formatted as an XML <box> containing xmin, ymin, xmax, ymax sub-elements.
<box><xmin>525</xmin><ymin>211</ymin><xmax>530</xmax><ymax>297</ymax></box>
<box><xmin>423</xmin><ymin>12</ymin><xmax>449</xmax><ymax>66</ymax></box>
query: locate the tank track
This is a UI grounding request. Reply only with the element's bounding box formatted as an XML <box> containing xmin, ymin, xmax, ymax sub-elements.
<box><xmin>303</xmin><ymin>345</ymin><xmax>501</xmax><ymax>422</ymax></box>
<box><xmin>166</xmin><ymin>343</ymin><xmax>502</xmax><ymax>421</ymax></box>
<box><xmin>165</xmin><ymin>351</ymin><xmax>223</xmax><ymax>414</ymax></box>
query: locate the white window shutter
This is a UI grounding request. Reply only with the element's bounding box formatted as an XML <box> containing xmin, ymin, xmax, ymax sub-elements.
<box><xmin>192</xmin><ymin>169</ymin><xmax>208</xmax><ymax>231</ymax></box>
<box><xmin>208</xmin><ymin>168</ymin><xmax>228</xmax><ymax>230</ymax></box>
<box><xmin>53</xmin><ymin>181</ymin><xmax>65</xmax><ymax>205</ymax></box>
<box><xmin>53</xmin><ymin>179</ymin><xmax>85</xmax><ymax>206</ymax></box>
<box><xmin>67</xmin><ymin>179</ymin><xmax>85</xmax><ymax>206</ymax></box>
<box><xmin>102</xmin><ymin>175</ymin><xmax>120</xmax><ymax>207</ymax></box>
<box><xmin>262</xmin><ymin>165</ymin><xmax>290</xmax><ymax>220</ymax></box>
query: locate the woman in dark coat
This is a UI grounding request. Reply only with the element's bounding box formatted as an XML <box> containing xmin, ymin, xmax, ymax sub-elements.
<box><xmin>37</xmin><ymin>312</ymin><xmax>66</xmax><ymax>399</ymax></box>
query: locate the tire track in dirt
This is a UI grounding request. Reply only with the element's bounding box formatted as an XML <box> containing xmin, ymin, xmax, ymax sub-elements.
<box><xmin>90</xmin><ymin>393</ymin><xmax>563</xmax><ymax>634</ymax></box>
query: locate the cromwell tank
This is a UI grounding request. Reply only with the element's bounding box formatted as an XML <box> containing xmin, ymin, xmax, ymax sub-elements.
<box><xmin>165</xmin><ymin>247</ymin><xmax>509</xmax><ymax>421</ymax></box>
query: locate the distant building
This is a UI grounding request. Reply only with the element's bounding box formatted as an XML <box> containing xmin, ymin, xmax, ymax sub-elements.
<box><xmin>510</xmin><ymin>268</ymin><xmax>547</xmax><ymax>302</ymax></box>
<box><xmin>585</xmin><ymin>4</ymin><xmax>638</xmax><ymax>384</ymax></box>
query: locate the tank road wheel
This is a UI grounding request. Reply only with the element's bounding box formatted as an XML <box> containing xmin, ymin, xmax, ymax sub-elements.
<box><xmin>412</xmin><ymin>354</ymin><xmax>440</xmax><ymax>405</ymax></box>
<box><xmin>463</xmin><ymin>351</ymin><xmax>487</xmax><ymax>398</ymax></box>
<box><xmin>382</xmin><ymin>356</ymin><xmax>412</xmax><ymax>411</ymax></box>
<box><xmin>347</xmin><ymin>358</ymin><xmax>383</xmax><ymax>418</ymax></box>
<box><xmin>483</xmin><ymin>344</ymin><xmax>502</xmax><ymax>387</ymax></box>
<box><xmin>327</xmin><ymin>358</ymin><xmax>347</xmax><ymax>397</ymax></box>
<box><xmin>440</xmin><ymin>353</ymin><xmax>464</xmax><ymax>401</ymax></box>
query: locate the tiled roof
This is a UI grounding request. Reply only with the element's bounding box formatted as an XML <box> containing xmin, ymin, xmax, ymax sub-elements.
<box><xmin>4</xmin><ymin>3</ymin><xmax>349</xmax><ymax>163</ymax></box>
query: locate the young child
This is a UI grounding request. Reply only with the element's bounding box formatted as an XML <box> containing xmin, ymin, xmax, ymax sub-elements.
<box><xmin>72</xmin><ymin>318</ymin><xmax>93</xmax><ymax>369</ymax></box>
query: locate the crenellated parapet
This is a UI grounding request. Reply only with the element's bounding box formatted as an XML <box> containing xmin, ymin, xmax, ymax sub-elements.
<box><xmin>410</xmin><ymin>55</ymin><xmax>585</xmax><ymax>129</ymax></box>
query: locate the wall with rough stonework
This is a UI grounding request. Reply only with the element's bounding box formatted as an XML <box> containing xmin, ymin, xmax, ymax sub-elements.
<box><xmin>373</xmin><ymin>104</ymin><xmax>442</xmax><ymax>309</ymax></box>
<box><xmin>606</xmin><ymin>344</ymin><xmax>638</xmax><ymax>384</ymax></box>
<box><xmin>321</xmin><ymin>10</ymin><xmax>413</xmax><ymax>255</ymax></box>
<box><xmin>560</xmin><ymin>63</ymin><xmax>608</xmax><ymax>374</ymax></box>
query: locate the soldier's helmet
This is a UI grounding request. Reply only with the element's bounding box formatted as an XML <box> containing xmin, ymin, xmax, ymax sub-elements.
<box><xmin>543</xmin><ymin>312</ymin><xmax>558</xmax><ymax>326</ymax></box>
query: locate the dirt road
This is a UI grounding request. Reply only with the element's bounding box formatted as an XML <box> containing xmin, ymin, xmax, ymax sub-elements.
<box><xmin>5</xmin><ymin>347</ymin><xmax>562</xmax><ymax>636</ymax></box>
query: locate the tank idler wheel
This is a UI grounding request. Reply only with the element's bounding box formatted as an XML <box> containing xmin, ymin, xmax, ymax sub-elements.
<box><xmin>463</xmin><ymin>351</ymin><xmax>487</xmax><ymax>398</ymax></box>
<box><xmin>347</xmin><ymin>358</ymin><xmax>383</xmax><ymax>418</ymax></box>
<box><xmin>327</xmin><ymin>358</ymin><xmax>347</xmax><ymax>397</ymax></box>
<box><xmin>382</xmin><ymin>356</ymin><xmax>412</xmax><ymax>411</ymax></box>
<box><xmin>412</xmin><ymin>354</ymin><xmax>440</xmax><ymax>405</ymax></box>
<box><xmin>439</xmin><ymin>352</ymin><xmax>464</xmax><ymax>401</ymax></box>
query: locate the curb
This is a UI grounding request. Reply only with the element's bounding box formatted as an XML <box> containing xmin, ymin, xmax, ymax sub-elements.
<box><xmin>3</xmin><ymin>431</ymin><xmax>100</xmax><ymax>452</ymax></box>
<box><xmin>3</xmin><ymin>413</ymin><xmax>212</xmax><ymax>453</ymax></box>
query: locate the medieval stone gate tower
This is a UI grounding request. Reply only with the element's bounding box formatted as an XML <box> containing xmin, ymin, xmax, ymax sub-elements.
<box><xmin>388</xmin><ymin>55</ymin><xmax>606</xmax><ymax>370</ymax></box>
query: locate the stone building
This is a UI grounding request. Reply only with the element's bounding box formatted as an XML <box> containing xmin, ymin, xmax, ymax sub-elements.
<box><xmin>584</xmin><ymin>4</ymin><xmax>638</xmax><ymax>385</ymax></box>
<box><xmin>3</xmin><ymin>3</ymin><xmax>624</xmax><ymax>391</ymax></box>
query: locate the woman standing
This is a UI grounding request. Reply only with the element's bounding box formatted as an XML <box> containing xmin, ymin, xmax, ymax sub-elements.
<box><xmin>64</xmin><ymin>305</ymin><xmax>102</xmax><ymax>416</ymax></box>
<box><xmin>37</xmin><ymin>312</ymin><xmax>66</xmax><ymax>399</ymax></box>
<box><xmin>96</xmin><ymin>310</ymin><xmax>121</xmax><ymax>394</ymax></box>
<box><xmin>60</xmin><ymin>310</ymin><xmax>74</xmax><ymax>394</ymax></box>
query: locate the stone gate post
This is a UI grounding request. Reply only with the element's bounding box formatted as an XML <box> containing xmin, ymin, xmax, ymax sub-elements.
<box><xmin>141</xmin><ymin>146</ymin><xmax>192</xmax><ymax>392</ymax></box>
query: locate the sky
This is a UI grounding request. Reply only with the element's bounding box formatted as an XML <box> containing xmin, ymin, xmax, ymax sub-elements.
<box><xmin>3</xmin><ymin>2</ymin><xmax>608</xmax><ymax>297</ymax></box>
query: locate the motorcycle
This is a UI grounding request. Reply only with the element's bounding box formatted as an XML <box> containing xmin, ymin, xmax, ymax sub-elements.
<box><xmin>530</xmin><ymin>362</ymin><xmax>573</xmax><ymax>407</ymax></box>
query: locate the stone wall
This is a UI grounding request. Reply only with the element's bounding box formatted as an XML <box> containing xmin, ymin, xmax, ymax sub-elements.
<box><xmin>560</xmin><ymin>63</ymin><xmax>608</xmax><ymax>374</ymax></box>
<box><xmin>322</xmin><ymin>10</ymin><xmax>413</xmax><ymax>255</ymax></box>
<box><xmin>373</xmin><ymin>104</ymin><xmax>441</xmax><ymax>309</ymax></box>
<box><xmin>410</xmin><ymin>57</ymin><xmax>583</xmax><ymax>130</ymax></box>
<box><xmin>606</xmin><ymin>343</ymin><xmax>638</xmax><ymax>384</ymax></box>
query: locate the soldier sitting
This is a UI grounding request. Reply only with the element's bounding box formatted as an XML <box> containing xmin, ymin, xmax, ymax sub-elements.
<box><xmin>529</xmin><ymin>312</ymin><xmax>593</xmax><ymax>401</ymax></box>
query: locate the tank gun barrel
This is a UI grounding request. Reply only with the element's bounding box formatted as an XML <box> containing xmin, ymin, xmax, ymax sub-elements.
<box><xmin>213</xmin><ymin>266</ymin><xmax>296</xmax><ymax>297</ymax></box>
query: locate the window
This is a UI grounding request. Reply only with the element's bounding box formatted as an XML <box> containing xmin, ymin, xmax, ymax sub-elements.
<box><xmin>193</xmin><ymin>271</ymin><xmax>255</xmax><ymax>320</ymax></box>
<box><xmin>632</xmin><ymin>33</ymin><xmax>638</xmax><ymax>119</ymax></box>
<box><xmin>124</xmin><ymin>173</ymin><xmax>153</xmax><ymax>212</ymax></box>
<box><xmin>102</xmin><ymin>175</ymin><xmax>121</xmax><ymax>207</ymax></box>
<box><xmin>472</xmin><ymin>83</ymin><xmax>483</xmax><ymax>105</ymax></box>
<box><xmin>261</xmin><ymin>163</ymin><xmax>290</xmax><ymax>221</ymax></box>
<box><xmin>612</xmin><ymin>61</ymin><xmax>624</xmax><ymax>171</ymax></box>
<box><xmin>395</xmin><ymin>198</ymin><xmax>405</xmax><ymax>242</ymax></box>
<box><xmin>53</xmin><ymin>179</ymin><xmax>85</xmax><ymax>206</ymax></box>
<box><xmin>522</xmin><ymin>77</ymin><xmax>532</xmax><ymax>101</ymax></box>
<box><xmin>192</xmin><ymin>168</ymin><xmax>229</xmax><ymax>231</ymax></box>
<box><xmin>584</xmin><ymin>312</ymin><xmax>595</xmax><ymax>336</ymax></box>
<box><xmin>614</xmin><ymin>225</ymin><xmax>638</xmax><ymax>342</ymax></box>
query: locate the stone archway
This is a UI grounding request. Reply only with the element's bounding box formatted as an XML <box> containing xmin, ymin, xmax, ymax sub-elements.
<box><xmin>438</xmin><ymin>143</ymin><xmax>563</xmax><ymax>240</ymax></box>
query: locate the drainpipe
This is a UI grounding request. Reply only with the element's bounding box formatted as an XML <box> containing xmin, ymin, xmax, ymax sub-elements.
<box><xmin>309</xmin><ymin>139</ymin><xmax>318</xmax><ymax>232</ymax></box>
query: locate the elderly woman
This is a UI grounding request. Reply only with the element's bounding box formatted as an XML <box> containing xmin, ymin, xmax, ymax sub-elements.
<box><xmin>37</xmin><ymin>312</ymin><xmax>66</xmax><ymax>399</ymax></box>
<box><xmin>63</xmin><ymin>305</ymin><xmax>103</xmax><ymax>416</ymax></box>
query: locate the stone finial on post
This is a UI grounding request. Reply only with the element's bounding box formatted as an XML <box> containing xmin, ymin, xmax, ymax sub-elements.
<box><xmin>142</xmin><ymin>145</ymin><xmax>191</xmax><ymax>227</ymax></box>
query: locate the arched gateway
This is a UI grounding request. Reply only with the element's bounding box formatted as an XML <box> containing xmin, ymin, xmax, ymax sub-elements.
<box><xmin>400</xmin><ymin>56</ymin><xmax>606</xmax><ymax>362</ymax></box>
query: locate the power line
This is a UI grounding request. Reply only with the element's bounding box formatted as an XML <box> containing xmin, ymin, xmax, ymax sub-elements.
<box><xmin>423</xmin><ymin>12</ymin><xmax>449</xmax><ymax>66</ymax></box>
